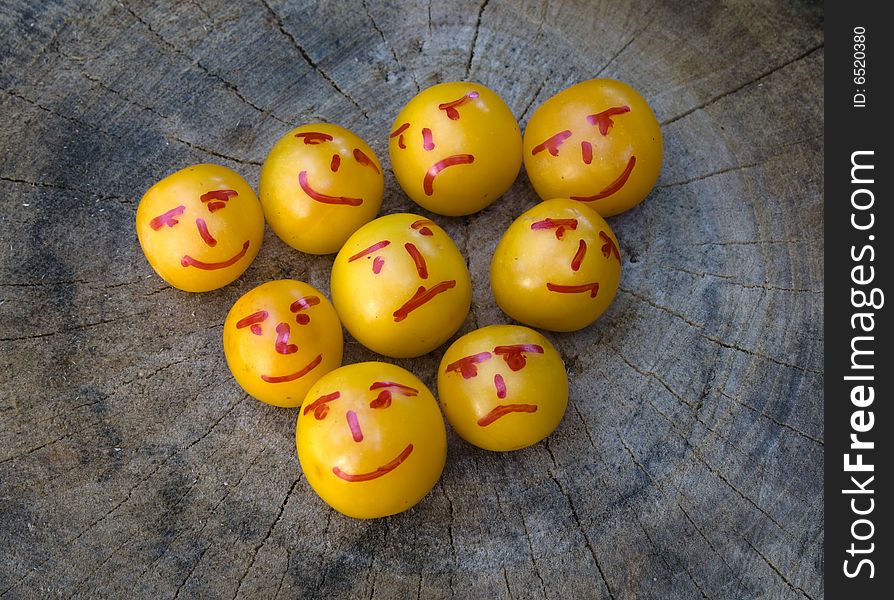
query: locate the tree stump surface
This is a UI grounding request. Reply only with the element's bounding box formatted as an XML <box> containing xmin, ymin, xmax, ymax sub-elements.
<box><xmin>0</xmin><ymin>1</ymin><xmax>824</xmax><ymax>598</ymax></box>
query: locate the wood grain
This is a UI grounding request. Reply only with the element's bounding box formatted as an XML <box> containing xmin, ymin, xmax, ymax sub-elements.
<box><xmin>0</xmin><ymin>0</ymin><xmax>823</xmax><ymax>598</ymax></box>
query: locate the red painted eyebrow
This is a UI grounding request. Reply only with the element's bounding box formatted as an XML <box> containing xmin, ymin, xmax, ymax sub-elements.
<box><xmin>493</xmin><ymin>344</ymin><xmax>544</xmax><ymax>371</ymax></box>
<box><xmin>295</xmin><ymin>132</ymin><xmax>333</xmax><ymax>144</ymax></box>
<box><xmin>438</xmin><ymin>91</ymin><xmax>480</xmax><ymax>120</ymax></box>
<box><xmin>303</xmin><ymin>390</ymin><xmax>340</xmax><ymax>419</ymax></box>
<box><xmin>369</xmin><ymin>381</ymin><xmax>419</xmax><ymax>395</ymax></box>
<box><xmin>200</xmin><ymin>189</ymin><xmax>237</xmax><ymax>213</ymax></box>
<box><xmin>236</xmin><ymin>311</ymin><xmax>268</xmax><ymax>331</ymax></box>
<box><xmin>352</xmin><ymin>148</ymin><xmax>380</xmax><ymax>174</ymax></box>
<box><xmin>444</xmin><ymin>351</ymin><xmax>492</xmax><ymax>379</ymax></box>
<box><xmin>290</xmin><ymin>295</ymin><xmax>320</xmax><ymax>313</ymax></box>
<box><xmin>411</xmin><ymin>219</ymin><xmax>435</xmax><ymax>236</ymax></box>
<box><xmin>531</xmin><ymin>130</ymin><xmax>572</xmax><ymax>157</ymax></box>
<box><xmin>149</xmin><ymin>205</ymin><xmax>186</xmax><ymax>230</ymax></box>
<box><xmin>389</xmin><ymin>123</ymin><xmax>410</xmax><ymax>138</ymax></box>
<box><xmin>348</xmin><ymin>240</ymin><xmax>390</xmax><ymax>262</ymax></box>
<box><xmin>586</xmin><ymin>105</ymin><xmax>631</xmax><ymax>136</ymax></box>
<box><xmin>530</xmin><ymin>218</ymin><xmax>578</xmax><ymax>240</ymax></box>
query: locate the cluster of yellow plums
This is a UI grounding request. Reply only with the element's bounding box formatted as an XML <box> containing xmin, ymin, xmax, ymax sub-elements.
<box><xmin>136</xmin><ymin>78</ymin><xmax>662</xmax><ymax>519</ymax></box>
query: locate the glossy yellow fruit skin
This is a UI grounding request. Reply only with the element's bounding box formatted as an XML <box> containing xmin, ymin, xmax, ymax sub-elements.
<box><xmin>296</xmin><ymin>362</ymin><xmax>447</xmax><ymax>519</ymax></box>
<box><xmin>330</xmin><ymin>213</ymin><xmax>471</xmax><ymax>358</ymax></box>
<box><xmin>389</xmin><ymin>82</ymin><xmax>522</xmax><ymax>216</ymax></box>
<box><xmin>135</xmin><ymin>164</ymin><xmax>264</xmax><ymax>292</ymax></box>
<box><xmin>523</xmin><ymin>78</ymin><xmax>662</xmax><ymax>217</ymax></box>
<box><xmin>490</xmin><ymin>198</ymin><xmax>622</xmax><ymax>332</ymax></box>
<box><xmin>223</xmin><ymin>280</ymin><xmax>343</xmax><ymax>408</ymax></box>
<box><xmin>438</xmin><ymin>325</ymin><xmax>568</xmax><ymax>451</ymax></box>
<box><xmin>259</xmin><ymin>123</ymin><xmax>384</xmax><ymax>255</ymax></box>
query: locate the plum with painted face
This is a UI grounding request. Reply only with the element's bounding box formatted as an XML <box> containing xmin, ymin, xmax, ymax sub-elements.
<box><xmin>330</xmin><ymin>213</ymin><xmax>471</xmax><ymax>358</ymax></box>
<box><xmin>389</xmin><ymin>82</ymin><xmax>522</xmax><ymax>216</ymax></box>
<box><xmin>135</xmin><ymin>164</ymin><xmax>264</xmax><ymax>292</ymax></box>
<box><xmin>296</xmin><ymin>362</ymin><xmax>447</xmax><ymax>519</ymax></box>
<box><xmin>438</xmin><ymin>325</ymin><xmax>568</xmax><ymax>452</ymax></box>
<box><xmin>523</xmin><ymin>78</ymin><xmax>663</xmax><ymax>217</ymax></box>
<box><xmin>260</xmin><ymin>123</ymin><xmax>384</xmax><ymax>255</ymax></box>
<box><xmin>490</xmin><ymin>199</ymin><xmax>622</xmax><ymax>332</ymax></box>
<box><xmin>224</xmin><ymin>280</ymin><xmax>343</xmax><ymax>408</ymax></box>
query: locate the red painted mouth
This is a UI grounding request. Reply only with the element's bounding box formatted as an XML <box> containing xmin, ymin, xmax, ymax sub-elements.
<box><xmin>261</xmin><ymin>354</ymin><xmax>323</xmax><ymax>384</ymax></box>
<box><xmin>332</xmin><ymin>443</ymin><xmax>414</xmax><ymax>482</ymax></box>
<box><xmin>545</xmin><ymin>282</ymin><xmax>600</xmax><ymax>297</ymax></box>
<box><xmin>181</xmin><ymin>240</ymin><xmax>250</xmax><ymax>270</ymax></box>
<box><xmin>477</xmin><ymin>404</ymin><xmax>539</xmax><ymax>427</ymax></box>
<box><xmin>392</xmin><ymin>280</ymin><xmax>456</xmax><ymax>322</ymax></box>
<box><xmin>571</xmin><ymin>155</ymin><xmax>636</xmax><ymax>202</ymax></box>
<box><xmin>298</xmin><ymin>171</ymin><xmax>363</xmax><ymax>206</ymax></box>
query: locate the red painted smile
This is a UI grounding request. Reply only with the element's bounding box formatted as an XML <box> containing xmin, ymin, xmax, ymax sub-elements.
<box><xmin>477</xmin><ymin>404</ymin><xmax>539</xmax><ymax>427</ymax></box>
<box><xmin>260</xmin><ymin>354</ymin><xmax>323</xmax><ymax>384</ymax></box>
<box><xmin>571</xmin><ymin>155</ymin><xmax>637</xmax><ymax>202</ymax></box>
<box><xmin>181</xmin><ymin>240</ymin><xmax>250</xmax><ymax>270</ymax></box>
<box><xmin>332</xmin><ymin>443</ymin><xmax>414</xmax><ymax>482</ymax></box>
<box><xmin>298</xmin><ymin>171</ymin><xmax>363</xmax><ymax>206</ymax></box>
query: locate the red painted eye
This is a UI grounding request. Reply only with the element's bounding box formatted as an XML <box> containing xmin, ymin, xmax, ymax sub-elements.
<box><xmin>149</xmin><ymin>205</ymin><xmax>186</xmax><ymax>230</ymax></box>
<box><xmin>200</xmin><ymin>189</ymin><xmax>237</xmax><ymax>213</ymax></box>
<box><xmin>304</xmin><ymin>391</ymin><xmax>340</xmax><ymax>420</ymax></box>
<box><xmin>236</xmin><ymin>311</ymin><xmax>269</xmax><ymax>335</ymax></box>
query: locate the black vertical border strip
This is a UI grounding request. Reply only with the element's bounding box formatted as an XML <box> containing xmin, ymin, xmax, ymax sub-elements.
<box><xmin>825</xmin><ymin>1</ymin><xmax>892</xmax><ymax>597</ymax></box>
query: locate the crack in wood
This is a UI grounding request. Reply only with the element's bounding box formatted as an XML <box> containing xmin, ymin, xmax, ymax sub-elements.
<box><xmin>0</xmin><ymin>309</ymin><xmax>153</xmax><ymax>344</ymax></box>
<box><xmin>360</xmin><ymin>0</ymin><xmax>420</xmax><ymax>93</ymax></box>
<box><xmin>464</xmin><ymin>0</ymin><xmax>490</xmax><ymax>80</ymax></box>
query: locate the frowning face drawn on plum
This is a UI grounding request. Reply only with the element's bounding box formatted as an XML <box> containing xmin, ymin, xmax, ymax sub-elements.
<box><xmin>530</xmin><ymin>105</ymin><xmax>636</xmax><ymax>203</ymax></box>
<box><xmin>223</xmin><ymin>280</ymin><xmax>344</xmax><ymax>408</ymax></box>
<box><xmin>303</xmin><ymin>381</ymin><xmax>420</xmax><ymax>482</ymax></box>
<box><xmin>444</xmin><ymin>344</ymin><xmax>545</xmax><ymax>427</ymax></box>
<box><xmin>331</xmin><ymin>213</ymin><xmax>472</xmax><ymax>358</ymax></box>
<box><xmin>136</xmin><ymin>164</ymin><xmax>265</xmax><ymax>292</ymax></box>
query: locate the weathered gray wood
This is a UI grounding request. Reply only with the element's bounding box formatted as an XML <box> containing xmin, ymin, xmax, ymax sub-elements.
<box><xmin>0</xmin><ymin>0</ymin><xmax>823</xmax><ymax>598</ymax></box>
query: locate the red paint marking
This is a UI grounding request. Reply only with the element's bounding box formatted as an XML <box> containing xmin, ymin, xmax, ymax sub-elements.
<box><xmin>291</xmin><ymin>295</ymin><xmax>320</xmax><ymax>324</ymax></box>
<box><xmin>346</xmin><ymin>410</ymin><xmax>363</xmax><ymax>442</ymax></box>
<box><xmin>530</xmin><ymin>218</ymin><xmax>578</xmax><ymax>240</ymax></box>
<box><xmin>393</xmin><ymin>281</ymin><xmax>456</xmax><ymax>322</ymax></box>
<box><xmin>294</xmin><ymin>132</ymin><xmax>333</xmax><ymax>145</ymax></box>
<box><xmin>303</xmin><ymin>390</ymin><xmax>340</xmax><ymax>419</ymax></box>
<box><xmin>236</xmin><ymin>311</ymin><xmax>268</xmax><ymax>335</ymax></box>
<box><xmin>332</xmin><ymin>444</ymin><xmax>414</xmax><ymax>482</ymax></box>
<box><xmin>586</xmin><ymin>105</ymin><xmax>631</xmax><ymax>136</ymax></box>
<box><xmin>195</xmin><ymin>218</ymin><xmax>217</xmax><ymax>247</ymax></box>
<box><xmin>571</xmin><ymin>239</ymin><xmax>587</xmax><ymax>271</ymax></box>
<box><xmin>444</xmin><ymin>352</ymin><xmax>492</xmax><ymax>379</ymax></box>
<box><xmin>546</xmin><ymin>282</ymin><xmax>600</xmax><ymax>297</ymax></box>
<box><xmin>581</xmin><ymin>140</ymin><xmax>593</xmax><ymax>164</ymax></box>
<box><xmin>348</xmin><ymin>240</ymin><xmax>390</xmax><ymax>262</ymax></box>
<box><xmin>149</xmin><ymin>205</ymin><xmax>186</xmax><ymax>230</ymax></box>
<box><xmin>531</xmin><ymin>130</ymin><xmax>572</xmax><ymax>157</ymax></box>
<box><xmin>493</xmin><ymin>344</ymin><xmax>544</xmax><ymax>371</ymax></box>
<box><xmin>494</xmin><ymin>374</ymin><xmax>507</xmax><ymax>399</ymax></box>
<box><xmin>353</xmin><ymin>148</ymin><xmax>380</xmax><ymax>174</ymax></box>
<box><xmin>372</xmin><ymin>256</ymin><xmax>384</xmax><ymax>274</ymax></box>
<box><xmin>390</xmin><ymin>123</ymin><xmax>409</xmax><ymax>149</ymax></box>
<box><xmin>411</xmin><ymin>219</ymin><xmax>434</xmax><ymax>236</ymax></box>
<box><xmin>181</xmin><ymin>240</ymin><xmax>249</xmax><ymax>270</ymax></box>
<box><xmin>200</xmin><ymin>189</ymin><xmax>237</xmax><ymax>212</ymax></box>
<box><xmin>404</xmin><ymin>242</ymin><xmax>429</xmax><ymax>279</ymax></box>
<box><xmin>422</xmin><ymin>128</ymin><xmax>435</xmax><ymax>151</ymax></box>
<box><xmin>477</xmin><ymin>404</ymin><xmax>538</xmax><ymax>427</ymax></box>
<box><xmin>599</xmin><ymin>231</ymin><xmax>621</xmax><ymax>263</ymax></box>
<box><xmin>570</xmin><ymin>156</ymin><xmax>636</xmax><ymax>202</ymax></box>
<box><xmin>330</xmin><ymin>154</ymin><xmax>341</xmax><ymax>172</ymax></box>
<box><xmin>369</xmin><ymin>381</ymin><xmax>419</xmax><ymax>395</ymax></box>
<box><xmin>423</xmin><ymin>154</ymin><xmax>475</xmax><ymax>196</ymax></box>
<box><xmin>299</xmin><ymin>171</ymin><xmax>363</xmax><ymax>206</ymax></box>
<box><xmin>389</xmin><ymin>123</ymin><xmax>410</xmax><ymax>138</ymax></box>
<box><xmin>261</xmin><ymin>353</ymin><xmax>323</xmax><ymax>384</ymax></box>
<box><xmin>274</xmin><ymin>322</ymin><xmax>298</xmax><ymax>355</ymax></box>
<box><xmin>438</xmin><ymin>91</ymin><xmax>480</xmax><ymax>120</ymax></box>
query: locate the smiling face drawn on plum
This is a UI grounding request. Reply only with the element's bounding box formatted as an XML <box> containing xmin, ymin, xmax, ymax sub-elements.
<box><xmin>296</xmin><ymin>362</ymin><xmax>447</xmax><ymax>518</ymax></box>
<box><xmin>223</xmin><ymin>280</ymin><xmax>343</xmax><ymax>408</ymax></box>
<box><xmin>136</xmin><ymin>164</ymin><xmax>265</xmax><ymax>292</ymax></box>
<box><xmin>303</xmin><ymin>382</ymin><xmax>419</xmax><ymax>482</ymax></box>
<box><xmin>259</xmin><ymin>124</ymin><xmax>384</xmax><ymax>255</ymax></box>
<box><xmin>331</xmin><ymin>214</ymin><xmax>471</xmax><ymax>358</ymax></box>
